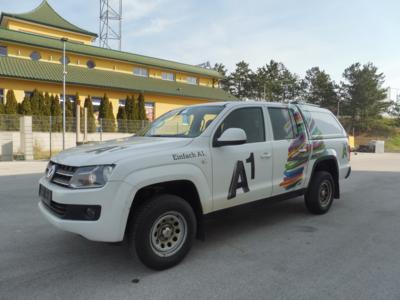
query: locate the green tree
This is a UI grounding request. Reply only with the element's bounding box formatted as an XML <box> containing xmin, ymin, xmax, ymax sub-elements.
<box><xmin>84</xmin><ymin>96</ymin><xmax>96</xmax><ymax>133</ymax></box>
<box><xmin>227</xmin><ymin>61</ymin><xmax>254</xmax><ymax>98</ymax></box>
<box><xmin>302</xmin><ymin>67</ymin><xmax>338</xmax><ymax>113</ymax></box>
<box><xmin>0</xmin><ymin>102</ymin><xmax>4</xmax><ymax>114</ymax></box>
<box><xmin>30</xmin><ymin>89</ymin><xmax>41</xmax><ymax>116</ymax></box>
<box><xmin>255</xmin><ymin>60</ymin><xmax>301</xmax><ymax>102</ymax></box>
<box><xmin>5</xmin><ymin>90</ymin><xmax>19</xmax><ymax>130</ymax></box>
<box><xmin>133</xmin><ymin>96</ymin><xmax>139</xmax><ymax>120</ymax></box>
<box><xmin>5</xmin><ymin>90</ymin><xmax>18</xmax><ymax>114</ymax></box>
<box><xmin>213</xmin><ymin>63</ymin><xmax>230</xmax><ymax>91</ymax></box>
<box><xmin>50</xmin><ymin>95</ymin><xmax>62</xmax><ymax>131</ymax></box>
<box><xmin>342</xmin><ymin>62</ymin><xmax>388</xmax><ymax>132</ymax></box>
<box><xmin>388</xmin><ymin>101</ymin><xmax>400</xmax><ymax>126</ymax></box>
<box><xmin>98</xmin><ymin>93</ymin><xmax>109</xmax><ymax>120</ymax></box>
<box><xmin>65</xmin><ymin>98</ymin><xmax>74</xmax><ymax>131</ymax></box>
<box><xmin>137</xmin><ymin>92</ymin><xmax>147</xmax><ymax>120</ymax></box>
<box><xmin>106</xmin><ymin>101</ymin><xmax>116</xmax><ymax>132</ymax></box>
<box><xmin>20</xmin><ymin>96</ymin><xmax>32</xmax><ymax>115</ymax></box>
<box><xmin>117</xmin><ymin>106</ymin><xmax>128</xmax><ymax>132</ymax></box>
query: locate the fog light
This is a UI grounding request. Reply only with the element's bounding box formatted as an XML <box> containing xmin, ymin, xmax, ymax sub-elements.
<box><xmin>85</xmin><ymin>207</ymin><xmax>97</xmax><ymax>220</ymax></box>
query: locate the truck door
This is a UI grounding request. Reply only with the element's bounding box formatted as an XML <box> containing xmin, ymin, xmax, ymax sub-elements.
<box><xmin>268</xmin><ymin>106</ymin><xmax>310</xmax><ymax>196</ymax></box>
<box><xmin>211</xmin><ymin>106</ymin><xmax>273</xmax><ymax>211</ymax></box>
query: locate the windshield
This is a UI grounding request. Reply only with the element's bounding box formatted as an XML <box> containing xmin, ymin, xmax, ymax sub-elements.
<box><xmin>137</xmin><ymin>105</ymin><xmax>224</xmax><ymax>138</ymax></box>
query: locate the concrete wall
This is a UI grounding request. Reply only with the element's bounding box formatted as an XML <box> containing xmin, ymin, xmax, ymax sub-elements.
<box><xmin>0</xmin><ymin>131</ymin><xmax>133</xmax><ymax>154</ymax></box>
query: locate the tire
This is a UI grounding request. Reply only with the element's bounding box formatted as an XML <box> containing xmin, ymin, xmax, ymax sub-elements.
<box><xmin>128</xmin><ymin>194</ymin><xmax>196</xmax><ymax>270</ymax></box>
<box><xmin>305</xmin><ymin>171</ymin><xmax>335</xmax><ymax>215</ymax></box>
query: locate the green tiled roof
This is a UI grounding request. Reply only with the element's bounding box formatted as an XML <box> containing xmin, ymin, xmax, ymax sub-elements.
<box><xmin>0</xmin><ymin>56</ymin><xmax>236</xmax><ymax>102</ymax></box>
<box><xmin>0</xmin><ymin>28</ymin><xmax>223</xmax><ymax>78</ymax></box>
<box><xmin>0</xmin><ymin>1</ymin><xmax>97</xmax><ymax>38</ymax></box>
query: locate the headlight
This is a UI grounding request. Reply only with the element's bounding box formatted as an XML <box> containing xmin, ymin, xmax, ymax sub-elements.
<box><xmin>69</xmin><ymin>165</ymin><xmax>115</xmax><ymax>189</ymax></box>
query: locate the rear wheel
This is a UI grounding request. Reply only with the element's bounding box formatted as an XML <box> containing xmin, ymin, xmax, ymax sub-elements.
<box><xmin>128</xmin><ymin>194</ymin><xmax>196</xmax><ymax>270</ymax></box>
<box><xmin>305</xmin><ymin>171</ymin><xmax>334</xmax><ymax>215</ymax></box>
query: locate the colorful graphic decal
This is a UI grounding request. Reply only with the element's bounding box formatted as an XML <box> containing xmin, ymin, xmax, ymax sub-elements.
<box><xmin>303</xmin><ymin>111</ymin><xmax>327</xmax><ymax>160</ymax></box>
<box><xmin>279</xmin><ymin>111</ymin><xmax>310</xmax><ymax>190</ymax></box>
<box><xmin>342</xmin><ymin>142</ymin><xmax>348</xmax><ymax>159</ymax></box>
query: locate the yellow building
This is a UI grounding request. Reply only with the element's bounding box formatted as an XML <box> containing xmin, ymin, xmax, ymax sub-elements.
<box><xmin>0</xmin><ymin>1</ymin><xmax>234</xmax><ymax>120</ymax></box>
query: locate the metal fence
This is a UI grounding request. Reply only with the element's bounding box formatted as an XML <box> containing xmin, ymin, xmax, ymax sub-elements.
<box><xmin>0</xmin><ymin>114</ymin><xmax>150</xmax><ymax>159</ymax></box>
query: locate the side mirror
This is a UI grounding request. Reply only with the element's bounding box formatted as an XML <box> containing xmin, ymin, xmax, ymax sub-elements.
<box><xmin>214</xmin><ymin>128</ymin><xmax>247</xmax><ymax>147</ymax></box>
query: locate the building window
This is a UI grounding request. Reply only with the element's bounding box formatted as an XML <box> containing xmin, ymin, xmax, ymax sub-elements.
<box><xmin>0</xmin><ymin>89</ymin><xmax>4</xmax><ymax>105</ymax></box>
<box><xmin>24</xmin><ymin>91</ymin><xmax>33</xmax><ymax>98</ymax></box>
<box><xmin>161</xmin><ymin>72</ymin><xmax>174</xmax><ymax>81</ymax></box>
<box><xmin>145</xmin><ymin>102</ymin><xmax>155</xmax><ymax>121</ymax></box>
<box><xmin>87</xmin><ymin>60</ymin><xmax>96</xmax><ymax>69</ymax></box>
<box><xmin>59</xmin><ymin>56</ymin><xmax>70</xmax><ymax>65</ymax></box>
<box><xmin>118</xmin><ymin>99</ymin><xmax>126</xmax><ymax>107</ymax></box>
<box><xmin>60</xmin><ymin>95</ymin><xmax>76</xmax><ymax>103</ymax></box>
<box><xmin>186</xmin><ymin>76</ymin><xmax>198</xmax><ymax>85</ymax></box>
<box><xmin>0</xmin><ymin>46</ymin><xmax>7</xmax><ymax>56</ymax></box>
<box><xmin>92</xmin><ymin>97</ymin><xmax>102</xmax><ymax>113</ymax></box>
<box><xmin>133</xmin><ymin>67</ymin><xmax>148</xmax><ymax>77</ymax></box>
<box><xmin>30</xmin><ymin>51</ymin><xmax>41</xmax><ymax>61</ymax></box>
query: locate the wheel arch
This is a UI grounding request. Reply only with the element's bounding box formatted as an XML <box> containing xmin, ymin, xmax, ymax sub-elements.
<box><xmin>309</xmin><ymin>155</ymin><xmax>340</xmax><ymax>198</ymax></box>
<box><xmin>126</xmin><ymin>179</ymin><xmax>206</xmax><ymax>240</ymax></box>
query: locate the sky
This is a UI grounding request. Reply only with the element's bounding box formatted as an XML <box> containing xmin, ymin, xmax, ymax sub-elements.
<box><xmin>1</xmin><ymin>0</ymin><xmax>400</xmax><ymax>95</ymax></box>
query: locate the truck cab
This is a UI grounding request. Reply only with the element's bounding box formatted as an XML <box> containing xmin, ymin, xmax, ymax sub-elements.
<box><xmin>39</xmin><ymin>101</ymin><xmax>351</xmax><ymax>270</ymax></box>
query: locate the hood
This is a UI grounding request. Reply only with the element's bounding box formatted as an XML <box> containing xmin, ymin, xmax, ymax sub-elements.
<box><xmin>51</xmin><ymin>136</ymin><xmax>193</xmax><ymax>166</ymax></box>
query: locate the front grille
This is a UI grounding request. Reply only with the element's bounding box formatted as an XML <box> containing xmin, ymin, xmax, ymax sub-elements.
<box><xmin>50</xmin><ymin>163</ymin><xmax>78</xmax><ymax>187</ymax></box>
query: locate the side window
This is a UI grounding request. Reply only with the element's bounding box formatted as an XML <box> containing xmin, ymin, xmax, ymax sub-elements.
<box><xmin>215</xmin><ymin>107</ymin><xmax>265</xmax><ymax>143</ymax></box>
<box><xmin>268</xmin><ymin>107</ymin><xmax>296</xmax><ymax>140</ymax></box>
<box><xmin>306</xmin><ymin>111</ymin><xmax>344</xmax><ymax>138</ymax></box>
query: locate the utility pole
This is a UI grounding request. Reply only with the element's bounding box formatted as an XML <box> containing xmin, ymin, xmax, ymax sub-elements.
<box><xmin>61</xmin><ymin>37</ymin><xmax>68</xmax><ymax>150</ymax></box>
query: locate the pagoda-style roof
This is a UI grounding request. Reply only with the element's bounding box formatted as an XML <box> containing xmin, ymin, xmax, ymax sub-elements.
<box><xmin>0</xmin><ymin>0</ymin><xmax>97</xmax><ymax>38</ymax></box>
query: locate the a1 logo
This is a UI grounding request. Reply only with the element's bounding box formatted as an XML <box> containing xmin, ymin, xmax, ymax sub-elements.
<box><xmin>227</xmin><ymin>153</ymin><xmax>255</xmax><ymax>199</ymax></box>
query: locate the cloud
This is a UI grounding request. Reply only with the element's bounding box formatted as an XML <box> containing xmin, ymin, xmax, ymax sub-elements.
<box><xmin>126</xmin><ymin>18</ymin><xmax>180</xmax><ymax>37</ymax></box>
<box><xmin>123</xmin><ymin>0</ymin><xmax>168</xmax><ymax>22</ymax></box>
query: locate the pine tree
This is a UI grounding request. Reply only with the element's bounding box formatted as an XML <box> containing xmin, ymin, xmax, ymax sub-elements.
<box><xmin>65</xmin><ymin>98</ymin><xmax>74</xmax><ymax>131</ymax></box>
<box><xmin>137</xmin><ymin>92</ymin><xmax>147</xmax><ymax>120</ymax></box>
<box><xmin>30</xmin><ymin>89</ymin><xmax>40</xmax><ymax>116</ymax></box>
<box><xmin>98</xmin><ymin>93</ymin><xmax>109</xmax><ymax>120</ymax></box>
<box><xmin>73</xmin><ymin>92</ymin><xmax>80</xmax><ymax>118</ymax></box>
<box><xmin>20</xmin><ymin>96</ymin><xmax>32</xmax><ymax>115</ymax></box>
<box><xmin>84</xmin><ymin>96</ymin><xmax>96</xmax><ymax>133</ymax></box>
<box><xmin>106</xmin><ymin>101</ymin><xmax>116</xmax><ymax>132</ymax></box>
<box><xmin>133</xmin><ymin>96</ymin><xmax>139</xmax><ymax>120</ymax></box>
<box><xmin>51</xmin><ymin>95</ymin><xmax>62</xmax><ymax>131</ymax></box>
<box><xmin>0</xmin><ymin>102</ymin><xmax>5</xmax><ymax>114</ymax></box>
<box><xmin>117</xmin><ymin>106</ymin><xmax>128</xmax><ymax>132</ymax></box>
<box><xmin>5</xmin><ymin>90</ymin><xmax>19</xmax><ymax>130</ymax></box>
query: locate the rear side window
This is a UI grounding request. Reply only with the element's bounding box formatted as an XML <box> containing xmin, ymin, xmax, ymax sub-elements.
<box><xmin>268</xmin><ymin>107</ymin><xmax>296</xmax><ymax>140</ymax></box>
<box><xmin>304</xmin><ymin>110</ymin><xmax>344</xmax><ymax>138</ymax></box>
<box><xmin>215</xmin><ymin>107</ymin><xmax>265</xmax><ymax>143</ymax></box>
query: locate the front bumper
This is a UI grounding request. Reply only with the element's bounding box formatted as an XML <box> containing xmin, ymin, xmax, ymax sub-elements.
<box><xmin>38</xmin><ymin>177</ymin><xmax>133</xmax><ymax>242</ymax></box>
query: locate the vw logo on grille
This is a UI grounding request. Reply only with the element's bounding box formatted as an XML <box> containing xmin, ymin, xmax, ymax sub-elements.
<box><xmin>46</xmin><ymin>165</ymin><xmax>56</xmax><ymax>179</ymax></box>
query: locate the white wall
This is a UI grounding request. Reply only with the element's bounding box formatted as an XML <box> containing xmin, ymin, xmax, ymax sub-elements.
<box><xmin>0</xmin><ymin>131</ymin><xmax>133</xmax><ymax>154</ymax></box>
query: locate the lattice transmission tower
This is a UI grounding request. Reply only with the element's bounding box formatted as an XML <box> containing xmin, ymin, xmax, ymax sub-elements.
<box><xmin>99</xmin><ymin>0</ymin><xmax>122</xmax><ymax>50</ymax></box>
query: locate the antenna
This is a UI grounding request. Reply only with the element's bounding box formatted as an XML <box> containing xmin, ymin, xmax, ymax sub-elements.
<box><xmin>196</xmin><ymin>61</ymin><xmax>211</xmax><ymax>69</ymax></box>
<box><xmin>99</xmin><ymin>0</ymin><xmax>122</xmax><ymax>50</ymax></box>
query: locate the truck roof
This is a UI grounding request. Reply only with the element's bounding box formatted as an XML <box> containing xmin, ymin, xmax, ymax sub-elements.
<box><xmin>187</xmin><ymin>100</ymin><xmax>331</xmax><ymax>113</ymax></box>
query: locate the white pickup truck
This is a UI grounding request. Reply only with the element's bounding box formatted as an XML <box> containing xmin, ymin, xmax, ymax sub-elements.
<box><xmin>39</xmin><ymin>101</ymin><xmax>351</xmax><ymax>270</ymax></box>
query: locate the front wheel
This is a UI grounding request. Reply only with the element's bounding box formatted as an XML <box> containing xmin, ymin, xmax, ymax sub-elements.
<box><xmin>304</xmin><ymin>171</ymin><xmax>334</xmax><ymax>215</ymax></box>
<box><xmin>128</xmin><ymin>194</ymin><xmax>196</xmax><ymax>270</ymax></box>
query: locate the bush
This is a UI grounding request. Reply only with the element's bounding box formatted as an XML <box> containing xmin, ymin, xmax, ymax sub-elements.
<box><xmin>5</xmin><ymin>90</ymin><xmax>19</xmax><ymax>130</ymax></box>
<box><xmin>84</xmin><ymin>96</ymin><xmax>96</xmax><ymax>133</ymax></box>
<box><xmin>117</xmin><ymin>106</ymin><xmax>128</xmax><ymax>132</ymax></box>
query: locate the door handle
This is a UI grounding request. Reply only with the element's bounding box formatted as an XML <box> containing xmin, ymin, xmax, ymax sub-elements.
<box><xmin>260</xmin><ymin>152</ymin><xmax>271</xmax><ymax>159</ymax></box>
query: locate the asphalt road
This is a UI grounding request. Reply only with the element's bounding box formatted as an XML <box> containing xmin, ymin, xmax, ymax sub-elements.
<box><xmin>1</xmin><ymin>154</ymin><xmax>400</xmax><ymax>300</ymax></box>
